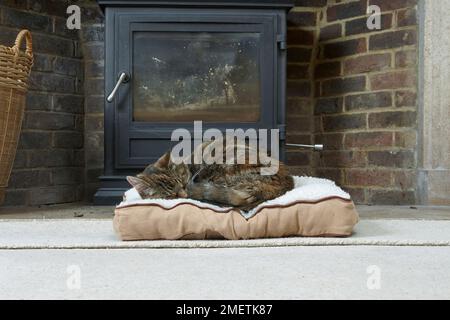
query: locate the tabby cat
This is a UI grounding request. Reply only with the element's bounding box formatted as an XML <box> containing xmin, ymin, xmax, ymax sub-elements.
<box><xmin>127</xmin><ymin>139</ymin><xmax>294</xmax><ymax>211</ymax></box>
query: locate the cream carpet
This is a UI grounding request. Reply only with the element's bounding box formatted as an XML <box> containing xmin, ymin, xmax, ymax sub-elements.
<box><xmin>0</xmin><ymin>219</ymin><xmax>450</xmax><ymax>249</ymax></box>
<box><xmin>2</xmin><ymin>247</ymin><xmax>450</xmax><ymax>299</ymax></box>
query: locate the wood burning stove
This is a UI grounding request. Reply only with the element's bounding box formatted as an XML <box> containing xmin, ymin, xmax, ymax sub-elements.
<box><xmin>95</xmin><ymin>0</ymin><xmax>294</xmax><ymax>204</ymax></box>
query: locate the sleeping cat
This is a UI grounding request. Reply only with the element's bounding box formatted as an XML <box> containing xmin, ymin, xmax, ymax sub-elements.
<box><xmin>127</xmin><ymin>139</ymin><xmax>294</xmax><ymax>211</ymax></box>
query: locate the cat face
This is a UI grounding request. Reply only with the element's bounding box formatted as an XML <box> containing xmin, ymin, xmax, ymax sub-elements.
<box><xmin>127</xmin><ymin>152</ymin><xmax>191</xmax><ymax>199</ymax></box>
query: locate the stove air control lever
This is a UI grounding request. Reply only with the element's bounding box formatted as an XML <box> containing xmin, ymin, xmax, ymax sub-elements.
<box><xmin>286</xmin><ymin>144</ymin><xmax>324</xmax><ymax>151</ymax></box>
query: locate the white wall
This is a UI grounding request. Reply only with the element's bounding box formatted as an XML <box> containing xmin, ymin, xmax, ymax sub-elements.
<box><xmin>419</xmin><ymin>0</ymin><xmax>450</xmax><ymax>205</ymax></box>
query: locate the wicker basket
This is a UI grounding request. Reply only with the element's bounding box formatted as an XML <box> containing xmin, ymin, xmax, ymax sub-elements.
<box><xmin>0</xmin><ymin>30</ymin><xmax>34</xmax><ymax>204</ymax></box>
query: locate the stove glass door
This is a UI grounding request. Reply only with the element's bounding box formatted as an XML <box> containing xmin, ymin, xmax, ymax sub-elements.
<box><xmin>133</xmin><ymin>32</ymin><xmax>261</xmax><ymax>123</ymax></box>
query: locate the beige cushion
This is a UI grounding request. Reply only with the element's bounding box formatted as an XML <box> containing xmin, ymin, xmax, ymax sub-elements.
<box><xmin>113</xmin><ymin>198</ymin><xmax>359</xmax><ymax>241</ymax></box>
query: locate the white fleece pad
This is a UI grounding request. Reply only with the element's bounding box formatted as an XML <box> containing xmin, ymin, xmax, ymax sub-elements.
<box><xmin>117</xmin><ymin>176</ymin><xmax>351</xmax><ymax>219</ymax></box>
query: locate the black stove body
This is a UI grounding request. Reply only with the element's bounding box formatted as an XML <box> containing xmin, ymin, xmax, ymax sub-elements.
<box><xmin>95</xmin><ymin>0</ymin><xmax>294</xmax><ymax>204</ymax></box>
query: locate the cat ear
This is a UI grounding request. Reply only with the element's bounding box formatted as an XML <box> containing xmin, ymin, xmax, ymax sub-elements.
<box><xmin>126</xmin><ymin>176</ymin><xmax>150</xmax><ymax>195</ymax></box>
<box><xmin>154</xmin><ymin>152</ymin><xmax>171</xmax><ymax>169</ymax></box>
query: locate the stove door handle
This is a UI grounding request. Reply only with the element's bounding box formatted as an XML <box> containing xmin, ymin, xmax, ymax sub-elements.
<box><xmin>107</xmin><ymin>72</ymin><xmax>130</xmax><ymax>103</ymax></box>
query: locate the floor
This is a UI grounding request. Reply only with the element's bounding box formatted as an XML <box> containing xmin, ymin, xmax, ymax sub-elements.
<box><xmin>0</xmin><ymin>204</ymin><xmax>449</xmax><ymax>300</ymax></box>
<box><xmin>1</xmin><ymin>247</ymin><xmax>449</xmax><ymax>299</ymax></box>
<box><xmin>0</xmin><ymin>203</ymin><xmax>450</xmax><ymax>220</ymax></box>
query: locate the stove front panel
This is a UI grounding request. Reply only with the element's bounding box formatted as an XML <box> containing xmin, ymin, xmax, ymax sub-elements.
<box><xmin>106</xmin><ymin>8</ymin><xmax>285</xmax><ymax>170</ymax></box>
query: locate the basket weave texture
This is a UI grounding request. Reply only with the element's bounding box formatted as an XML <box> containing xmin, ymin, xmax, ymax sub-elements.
<box><xmin>0</xmin><ymin>30</ymin><xmax>33</xmax><ymax>204</ymax></box>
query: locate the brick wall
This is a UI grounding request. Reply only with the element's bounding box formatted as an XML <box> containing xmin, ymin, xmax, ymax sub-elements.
<box><xmin>285</xmin><ymin>0</ymin><xmax>326</xmax><ymax>177</ymax></box>
<box><xmin>77</xmin><ymin>1</ymin><xmax>105</xmax><ymax>202</ymax></box>
<box><xmin>312</xmin><ymin>0</ymin><xmax>419</xmax><ymax>204</ymax></box>
<box><xmin>0</xmin><ymin>0</ymin><xmax>420</xmax><ymax>206</ymax></box>
<box><xmin>0</xmin><ymin>0</ymin><xmax>85</xmax><ymax>206</ymax></box>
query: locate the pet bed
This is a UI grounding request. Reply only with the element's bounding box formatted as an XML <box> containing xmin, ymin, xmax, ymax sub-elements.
<box><xmin>113</xmin><ymin>176</ymin><xmax>359</xmax><ymax>241</ymax></box>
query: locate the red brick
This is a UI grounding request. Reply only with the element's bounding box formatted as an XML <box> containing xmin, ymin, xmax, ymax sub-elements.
<box><xmin>345</xmin><ymin>132</ymin><xmax>393</xmax><ymax>149</ymax></box>
<box><xmin>314</xmin><ymin>116</ymin><xmax>322</xmax><ymax>133</ymax></box>
<box><xmin>327</xmin><ymin>0</ymin><xmax>367</xmax><ymax>22</ymax></box>
<box><xmin>315</xmin><ymin>61</ymin><xmax>341</xmax><ymax>79</ymax></box>
<box><xmin>367</xmin><ymin>189</ymin><xmax>416</xmax><ymax>205</ymax></box>
<box><xmin>288</xmin><ymin>29</ymin><xmax>315</xmax><ymax>46</ymax></box>
<box><xmin>395</xmin><ymin>90</ymin><xmax>417</xmax><ymax>107</ymax></box>
<box><xmin>368</xmin><ymin>150</ymin><xmax>415</xmax><ymax>168</ymax></box>
<box><xmin>287</xmin><ymin>11</ymin><xmax>317</xmax><ymax>27</ymax></box>
<box><xmin>394</xmin><ymin>131</ymin><xmax>417</xmax><ymax>148</ymax></box>
<box><xmin>286</xmin><ymin>134</ymin><xmax>312</xmax><ymax>145</ymax></box>
<box><xmin>344</xmin><ymin>53</ymin><xmax>391</xmax><ymax>75</ymax></box>
<box><xmin>319</xmin><ymin>151</ymin><xmax>366</xmax><ymax>168</ymax></box>
<box><xmin>294</xmin><ymin>0</ymin><xmax>327</xmax><ymax>8</ymax></box>
<box><xmin>324</xmin><ymin>38</ymin><xmax>367</xmax><ymax>59</ymax></box>
<box><xmin>346</xmin><ymin>169</ymin><xmax>392</xmax><ymax>187</ymax></box>
<box><xmin>345</xmin><ymin>92</ymin><xmax>392</xmax><ymax>111</ymax></box>
<box><xmin>2</xmin><ymin>0</ymin><xmax>28</xmax><ymax>9</ymax></box>
<box><xmin>395</xmin><ymin>50</ymin><xmax>417</xmax><ymax>68</ymax></box>
<box><xmin>322</xmin><ymin>76</ymin><xmax>366</xmax><ymax>96</ymax></box>
<box><xmin>314</xmin><ymin>81</ymin><xmax>321</xmax><ymax>98</ymax></box>
<box><xmin>287</xmin><ymin>80</ymin><xmax>311</xmax><ymax>97</ymax></box>
<box><xmin>286</xmin><ymin>151</ymin><xmax>311</xmax><ymax>166</ymax></box>
<box><xmin>369</xmin><ymin>111</ymin><xmax>416</xmax><ymax>129</ymax></box>
<box><xmin>370</xmin><ymin>70</ymin><xmax>416</xmax><ymax>90</ymax></box>
<box><xmin>320</xmin><ymin>24</ymin><xmax>342</xmax><ymax>41</ymax></box>
<box><xmin>397</xmin><ymin>8</ymin><xmax>417</xmax><ymax>27</ymax></box>
<box><xmin>288</xmin><ymin>47</ymin><xmax>312</xmax><ymax>63</ymax></box>
<box><xmin>315</xmin><ymin>97</ymin><xmax>343</xmax><ymax>115</ymax></box>
<box><xmin>323</xmin><ymin>114</ymin><xmax>367</xmax><ymax>132</ymax></box>
<box><xmin>287</xmin><ymin>116</ymin><xmax>312</xmax><ymax>133</ymax></box>
<box><xmin>369</xmin><ymin>29</ymin><xmax>417</xmax><ymax>50</ymax></box>
<box><xmin>369</xmin><ymin>0</ymin><xmax>417</xmax><ymax>12</ymax></box>
<box><xmin>287</xmin><ymin>98</ymin><xmax>312</xmax><ymax>116</ymax></box>
<box><xmin>287</xmin><ymin>64</ymin><xmax>310</xmax><ymax>79</ymax></box>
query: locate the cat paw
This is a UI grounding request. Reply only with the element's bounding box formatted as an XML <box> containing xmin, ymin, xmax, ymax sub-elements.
<box><xmin>228</xmin><ymin>190</ymin><xmax>255</xmax><ymax>207</ymax></box>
